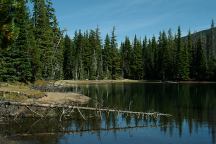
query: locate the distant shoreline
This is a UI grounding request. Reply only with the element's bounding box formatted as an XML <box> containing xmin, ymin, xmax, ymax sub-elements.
<box><xmin>53</xmin><ymin>80</ymin><xmax>216</xmax><ymax>85</ymax></box>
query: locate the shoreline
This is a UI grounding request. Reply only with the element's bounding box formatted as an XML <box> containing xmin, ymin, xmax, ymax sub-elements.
<box><xmin>54</xmin><ymin>80</ymin><xmax>216</xmax><ymax>85</ymax></box>
<box><xmin>0</xmin><ymin>84</ymin><xmax>90</xmax><ymax>105</ymax></box>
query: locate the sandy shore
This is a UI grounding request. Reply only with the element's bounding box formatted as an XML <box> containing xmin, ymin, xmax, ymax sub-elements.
<box><xmin>37</xmin><ymin>92</ymin><xmax>90</xmax><ymax>105</ymax></box>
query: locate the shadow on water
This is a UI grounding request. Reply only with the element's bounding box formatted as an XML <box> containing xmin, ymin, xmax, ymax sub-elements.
<box><xmin>1</xmin><ymin>83</ymin><xmax>216</xmax><ymax>144</ymax></box>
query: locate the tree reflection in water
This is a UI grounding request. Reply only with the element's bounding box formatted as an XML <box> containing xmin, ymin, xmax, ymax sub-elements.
<box><xmin>0</xmin><ymin>83</ymin><xmax>215</xmax><ymax>144</ymax></box>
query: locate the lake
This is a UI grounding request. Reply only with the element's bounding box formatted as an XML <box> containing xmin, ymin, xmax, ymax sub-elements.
<box><xmin>0</xmin><ymin>83</ymin><xmax>216</xmax><ymax>144</ymax></box>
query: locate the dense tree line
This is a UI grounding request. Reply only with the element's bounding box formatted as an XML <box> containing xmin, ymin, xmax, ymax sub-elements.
<box><xmin>64</xmin><ymin>24</ymin><xmax>216</xmax><ymax>81</ymax></box>
<box><xmin>0</xmin><ymin>0</ymin><xmax>63</xmax><ymax>82</ymax></box>
<box><xmin>0</xmin><ymin>1</ymin><xmax>216</xmax><ymax>82</ymax></box>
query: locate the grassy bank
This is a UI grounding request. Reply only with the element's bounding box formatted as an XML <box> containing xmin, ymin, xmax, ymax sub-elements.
<box><xmin>0</xmin><ymin>83</ymin><xmax>45</xmax><ymax>101</ymax></box>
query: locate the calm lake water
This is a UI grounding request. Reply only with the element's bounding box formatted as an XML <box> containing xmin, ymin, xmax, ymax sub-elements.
<box><xmin>0</xmin><ymin>83</ymin><xmax>216</xmax><ymax>144</ymax></box>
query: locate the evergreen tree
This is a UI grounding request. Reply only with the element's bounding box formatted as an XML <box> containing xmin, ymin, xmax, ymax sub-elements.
<box><xmin>88</xmin><ymin>30</ymin><xmax>97</xmax><ymax>79</ymax></box>
<box><xmin>121</xmin><ymin>37</ymin><xmax>132</xmax><ymax>79</ymax></box>
<box><xmin>167</xmin><ymin>29</ymin><xmax>175</xmax><ymax>80</ymax></box>
<box><xmin>46</xmin><ymin>0</ymin><xmax>64</xmax><ymax>80</ymax></box>
<box><xmin>0</xmin><ymin>0</ymin><xmax>19</xmax><ymax>49</ymax></box>
<box><xmin>1</xmin><ymin>0</ymin><xmax>33</xmax><ymax>82</ymax></box>
<box><xmin>131</xmin><ymin>35</ymin><xmax>143</xmax><ymax>79</ymax></box>
<box><xmin>195</xmin><ymin>38</ymin><xmax>207</xmax><ymax>80</ymax></box>
<box><xmin>187</xmin><ymin>30</ymin><xmax>195</xmax><ymax>79</ymax></box>
<box><xmin>63</xmin><ymin>35</ymin><xmax>74</xmax><ymax>79</ymax></box>
<box><xmin>82</xmin><ymin>31</ymin><xmax>91</xmax><ymax>79</ymax></box>
<box><xmin>142</xmin><ymin>37</ymin><xmax>147</xmax><ymax>79</ymax></box>
<box><xmin>12</xmin><ymin>0</ymin><xmax>33</xmax><ymax>82</ymax></box>
<box><xmin>211</xmin><ymin>19</ymin><xmax>215</xmax><ymax>29</ymax></box>
<box><xmin>103</xmin><ymin>34</ymin><xmax>112</xmax><ymax>79</ymax></box>
<box><xmin>0</xmin><ymin>0</ymin><xmax>20</xmax><ymax>81</ymax></box>
<box><xmin>144</xmin><ymin>37</ymin><xmax>157</xmax><ymax>80</ymax></box>
<box><xmin>152</xmin><ymin>36</ymin><xmax>158</xmax><ymax>79</ymax></box>
<box><xmin>175</xmin><ymin>27</ymin><xmax>189</xmax><ymax>80</ymax></box>
<box><xmin>158</xmin><ymin>31</ymin><xmax>169</xmax><ymax>80</ymax></box>
<box><xmin>73</xmin><ymin>30</ymin><xmax>84</xmax><ymax>80</ymax></box>
<box><xmin>33</xmin><ymin>0</ymin><xmax>54</xmax><ymax>80</ymax></box>
<box><xmin>110</xmin><ymin>27</ymin><xmax>121</xmax><ymax>79</ymax></box>
<box><xmin>95</xmin><ymin>27</ymin><xmax>103</xmax><ymax>79</ymax></box>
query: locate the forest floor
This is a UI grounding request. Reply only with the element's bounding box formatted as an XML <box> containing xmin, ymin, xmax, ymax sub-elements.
<box><xmin>0</xmin><ymin>83</ymin><xmax>90</xmax><ymax>105</ymax></box>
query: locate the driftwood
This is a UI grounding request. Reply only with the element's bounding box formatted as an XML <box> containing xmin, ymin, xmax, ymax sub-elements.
<box><xmin>0</xmin><ymin>101</ymin><xmax>172</xmax><ymax>121</ymax></box>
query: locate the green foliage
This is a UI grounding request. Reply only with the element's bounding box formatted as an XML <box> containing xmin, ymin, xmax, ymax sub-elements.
<box><xmin>121</xmin><ymin>37</ymin><xmax>132</xmax><ymax>79</ymax></box>
<box><xmin>131</xmin><ymin>35</ymin><xmax>143</xmax><ymax>79</ymax></box>
<box><xmin>175</xmin><ymin>27</ymin><xmax>189</xmax><ymax>80</ymax></box>
<box><xmin>103</xmin><ymin>34</ymin><xmax>112</xmax><ymax>79</ymax></box>
<box><xmin>110</xmin><ymin>27</ymin><xmax>121</xmax><ymax>79</ymax></box>
<box><xmin>195</xmin><ymin>38</ymin><xmax>207</xmax><ymax>80</ymax></box>
<box><xmin>63</xmin><ymin>35</ymin><xmax>74</xmax><ymax>79</ymax></box>
<box><xmin>33</xmin><ymin>0</ymin><xmax>54</xmax><ymax>80</ymax></box>
<box><xmin>0</xmin><ymin>1</ymin><xmax>215</xmax><ymax>82</ymax></box>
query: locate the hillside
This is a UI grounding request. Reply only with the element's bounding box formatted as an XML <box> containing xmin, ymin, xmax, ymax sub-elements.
<box><xmin>183</xmin><ymin>27</ymin><xmax>216</xmax><ymax>49</ymax></box>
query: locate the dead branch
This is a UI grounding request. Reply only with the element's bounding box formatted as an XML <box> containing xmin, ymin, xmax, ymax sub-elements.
<box><xmin>0</xmin><ymin>101</ymin><xmax>172</xmax><ymax>119</ymax></box>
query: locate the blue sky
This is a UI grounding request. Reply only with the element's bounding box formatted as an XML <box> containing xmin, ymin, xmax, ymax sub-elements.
<box><xmin>52</xmin><ymin>0</ymin><xmax>216</xmax><ymax>42</ymax></box>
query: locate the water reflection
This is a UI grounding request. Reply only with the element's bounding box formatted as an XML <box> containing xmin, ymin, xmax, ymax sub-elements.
<box><xmin>0</xmin><ymin>83</ymin><xmax>216</xmax><ymax>144</ymax></box>
<box><xmin>79</xmin><ymin>83</ymin><xmax>216</xmax><ymax>144</ymax></box>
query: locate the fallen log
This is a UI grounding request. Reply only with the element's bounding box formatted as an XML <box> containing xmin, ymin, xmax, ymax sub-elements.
<box><xmin>0</xmin><ymin>101</ymin><xmax>172</xmax><ymax>118</ymax></box>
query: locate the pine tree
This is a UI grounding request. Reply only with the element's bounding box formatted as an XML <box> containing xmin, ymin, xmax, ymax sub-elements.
<box><xmin>88</xmin><ymin>30</ymin><xmax>97</xmax><ymax>79</ymax></box>
<box><xmin>131</xmin><ymin>35</ymin><xmax>143</xmax><ymax>79</ymax></box>
<box><xmin>63</xmin><ymin>35</ymin><xmax>74</xmax><ymax>79</ymax></box>
<box><xmin>181</xmin><ymin>43</ymin><xmax>190</xmax><ymax>80</ymax></box>
<box><xmin>0</xmin><ymin>1</ymin><xmax>11</xmax><ymax>80</ymax></box>
<box><xmin>82</xmin><ymin>31</ymin><xmax>90</xmax><ymax>79</ymax></box>
<box><xmin>46</xmin><ymin>0</ymin><xmax>64</xmax><ymax>80</ymax></box>
<box><xmin>121</xmin><ymin>37</ymin><xmax>132</xmax><ymax>79</ymax></box>
<box><xmin>175</xmin><ymin>27</ymin><xmax>189</xmax><ymax>80</ymax></box>
<box><xmin>95</xmin><ymin>27</ymin><xmax>103</xmax><ymax>79</ymax></box>
<box><xmin>144</xmin><ymin>37</ymin><xmax>157</xmax><ymax>80</ymax></box>
<box><xmin>12</xmin><ymin>0</ymin><xmax>33</xmax><ymax>82</ymax></box>
<box><xmin>110</xmin><ymin>27</ymin><xmax>121</xmax><ymax>79</ymax></box>
<box><xmin>158</xmin><ymin>31</ymin><xmax>169</xmax><ymax>80</ymax></box>
<box><xmin>33</xmin><ymin>0</ymin><xmax>54</xmax><ymax>80</ymax></box>
<box><xmin>211</xmin><ymin>19</ymin><xmax>215</xmax><ymax>29</ymax></box>
<box><xmin>142</xmin><ymin>37</ymin><xmax>147</xmax><ymax>79</ymax></box>
<box><xmin>0</xmin><ymin>0</ymin><xmax>34</xmax><ymax>82</ymax></box>
<box><xmin>0</xmin><ymin>0</ymin><xmax>19</xmax><ymax>49</ymax></box>
<box><xmin>196</xmin><ymin>38</ymin><xmax>207</xmax><ymax>80</ymax></box>
<box><xmin>102</xmin><ymin>34</ymin><xmax>112</xmax><ymax>79</ymax></box>
<box><xmin>167</xmin><ymin>29</ymin><xmax>175</xmax><ymax>80</ymax></box>
<box><xmin>73</xmin><ymin>30</ymin><xmax>84</xmax><ymax>80</ymax></box>
<box><xmin>187</xmin><ymin>30</ymin><xmax>195</xmax><ymax>79</ymax></box>
<box><xmin>152</xmin><ymin>36</ymin><xmax>158</xmax><ymax>79</ymax></box>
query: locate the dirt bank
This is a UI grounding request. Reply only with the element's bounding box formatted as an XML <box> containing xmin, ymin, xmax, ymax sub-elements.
<box><xmin>37</xmin><ymin>92</ymin><xmax>90</xmax><ymax>105</ymax></box>
<box><xmin>0</xmin><ymin>83</ymin><xmax>90</xmax><ymax>105</ymax></box>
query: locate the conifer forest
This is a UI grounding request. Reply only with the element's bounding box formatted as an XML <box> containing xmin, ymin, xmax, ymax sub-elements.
<box><xmin>1</xmin><ymin>0</ymin><xmax>216</xmax><ymax>82</ymax></box>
